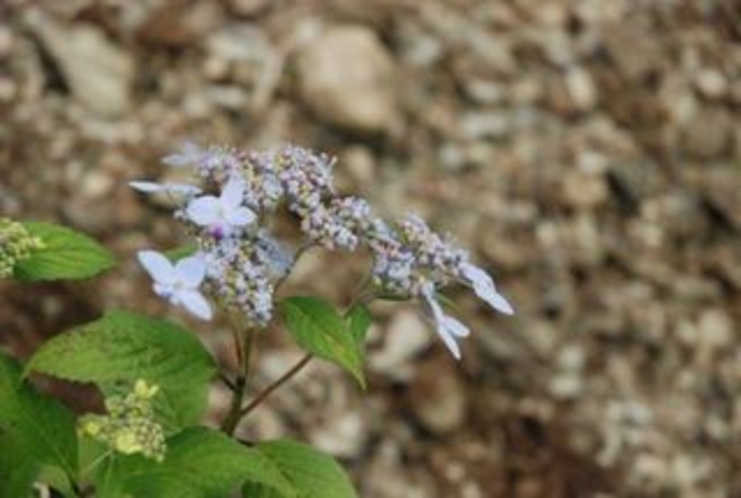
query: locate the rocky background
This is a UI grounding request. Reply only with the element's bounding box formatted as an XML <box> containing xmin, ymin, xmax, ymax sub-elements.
<box><xmin>1</xmin><ymin>0</ymin><xmax>740</xmax><ymax>496</ymax></box>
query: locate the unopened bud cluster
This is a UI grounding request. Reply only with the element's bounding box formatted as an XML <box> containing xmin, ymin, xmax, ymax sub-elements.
<box><xmin>0</xmin><ymin>218</ymin><xmax>44</xmax><ymax>278</ymax></box>
<box><xmin>79</xmin><ymin>380</ymin><xmax>166</xmax><ymax>462</ymax></box>
<box><xmin>132</xmin><ymin>142</ymin><xmax>514</xmax><ymax>359</ymax></box>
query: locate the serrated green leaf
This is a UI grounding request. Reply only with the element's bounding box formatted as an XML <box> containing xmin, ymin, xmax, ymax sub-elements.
<box><xmin>243</xmin><ymin>440</ymin><xmax>358</xmax><ymax>498</ymax></box>
<box><xmin>95</xmin><ymin>427</ymin><xmax>295</xmax><ymax>498</ymax></box>
<box><xmin>27</xmin><ymin>311</ymin><xmax>217</xmax><ymax>430</ymax></box>
<box><xmin>13</xmin><ymin>222</ymin><xmax>115</xmax><ymax>281</ymax></box>
<box><xmin>280</xmin><ymin>297</ymin><xmax>365</xmax><ymax>388</ymax></box>
<box><xmin>0</xmin><ymin>353</ymin><xmax>78</xmax><ymax>497</ymax></box>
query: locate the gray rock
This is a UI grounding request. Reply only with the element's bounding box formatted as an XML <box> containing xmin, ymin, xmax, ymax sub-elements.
<box><xmin>681</xmin><ymin>107</ymin><xmax>733</xmax><ymax>159</ymax></box>
<box><xmin>26</xmin><ymin>10</ymin><xmax>135</xmax><ymax>118</ymax></box>
<box><xmin>296</xmin><ymin>25</ymin><xmax>396</xmax><ymax>133</ymax></box>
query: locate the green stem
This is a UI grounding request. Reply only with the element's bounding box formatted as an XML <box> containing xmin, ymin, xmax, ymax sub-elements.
<box><xmin>220</xmin><ymin>324</ymin><xmax>255</xmax><ymax>435</ymax></box>
<box><xmin>239</xmin><ymin>353</ymin><xmax>313</xmax><ymax>418</ymax></box>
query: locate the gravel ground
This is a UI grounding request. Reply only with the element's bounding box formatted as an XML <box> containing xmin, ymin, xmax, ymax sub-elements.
<box><xmin>1</xmin><ymin>0</ymin><xmax>740</xmax><ymax>496</ymax></box>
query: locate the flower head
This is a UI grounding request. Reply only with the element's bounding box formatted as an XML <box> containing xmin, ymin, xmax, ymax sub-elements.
<box><xmin>137</xmin><ymin>250</ymin><xmax>212</xmax><ymax>320</ymax></box>
<box><xmin>79</xmin><ymin>379</ymin><xmax>166</xmax><ymax>462</ymax></box>
<box><xmin>0</xmin><ymin>218</ymin><xmax>45</xmax><ymax>278</ymax></box>
<box><xmin>186</xmin><ymin>176</ymin><xmax>255</xmax><ymax>239</ymax></box>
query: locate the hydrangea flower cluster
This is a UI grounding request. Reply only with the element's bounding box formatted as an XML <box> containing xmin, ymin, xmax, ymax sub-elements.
<box><xmin>79</xmin><ymin>380</ymin><xmax>166</xmax><ymax>462</ymax></box>
<box><xmin>0</xmin><ymin>218</ymin><xmax>44</xmax><ymax>278</ymax></box>
<box><xmin>132</xmin><ymin>142</ymin><xmax>513</xmax><ymax>359</ymax></box>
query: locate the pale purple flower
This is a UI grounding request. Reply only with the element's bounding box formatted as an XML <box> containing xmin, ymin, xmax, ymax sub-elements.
<box><xmin>186</xmin><ymin>176</ymin><xmax>255</xmax><ymax>238</ymax></box>
<box><xmin>137</xmin><ymin>250</ymin><xmax>212</xmax><ymax>320</ymax></box>
<box><xmin>129</xmin><ymin>181</ymin><xmax>202</xmax><ymax>196</ymax></box>
<box><xmin>421</xmin><ymin>285</ymin><xmax>470</xmax><ymax>360</ymax></box>
<box><xmin>162</xmin><ymin>141</ymin><xmax>207</xmax><ymax>168</ymax></box>
<box><xmin>459</xmin><ymin>263</ymin><xmax>514</xmax><ymax>315</ymax></box>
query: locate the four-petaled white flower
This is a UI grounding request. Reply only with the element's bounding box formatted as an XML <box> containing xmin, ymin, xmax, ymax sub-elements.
<box><xmin>137</xmin><ymin>250</ymin><xmax>213</xmax><ymax>320</ymax></box>
<box><xmin>460</xmin><ymin>262</ymin><xmax>514</xmax><ymax>315</ymax></box>
<box><xmin>129</xmin><ymin>181</ymin><xmax>202</xmax><ymax>196</ymax></box>
<box><xmin>421</xmin><ymin>286</ymin><xmax>471</xmax><ymax>361</ymax></box>
<box><xmin>186</xmin><ymin>176</ymin><xmax>256</xmax><ymax>239</ymax></box>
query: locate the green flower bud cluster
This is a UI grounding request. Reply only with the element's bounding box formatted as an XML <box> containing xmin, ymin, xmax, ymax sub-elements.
<box><xmin>79</xmin><ymin>380</ymin><xmax>166</xmax><ymax>462</ymax></box>
<box><xmin>0</xmin><ymin>218</ymin><xmax>44</xmax><ymax>278</ymax></box>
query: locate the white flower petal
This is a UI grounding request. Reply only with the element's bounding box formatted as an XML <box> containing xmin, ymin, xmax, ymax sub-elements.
<box><xmin>420</xmin><ymin>290</ymin><xmax>466</xmax><ymax>360</ymax></box>
<box><xmin>178</xmin><ymin>290</ymin><xmax>213</xmax><ymax>320</ymax></box>
<box><xmin>162</xmin><ymin>141</ymin><xmax>204</xmax><ymax>167</ymax></box>
<box><xmin>221</xmin><ymin>176</ymin><xmax>246</xmax><ymax>209</ymax></box>
<box><xmin>226</xmin><ymin>207</ymin><xmax>256</xmax><ymax>227</ymax></box>
<box><xmin>186</xmin><ymin>196</ymin><xmax>221</xmax><ymax>226</ymax></box>
<box><xmin>461</xmin><ymin>263</ymin><xmax>514</xmax><ymax>315</ymax></box>
<box><xmin>129</xmin><ymin>181</ymin><xmax>166</xmax><ymax>193</ymax></box>
<box><xmin>175</xmin><ymin>255</ymin><xmax>206</xmax><ymax>288</ymax></box>
<box><xmin>481</xmin><ymin>291</ymin><xmax>514</xmax><ymax>315</ymax></box>
<box><xmin>138</xmin><ymin>250</ymin><xmax>176</xmax><ymax>285</ymax></box>
<box><xmin>443</xmin><ymin>315</ymin><xmax>470</xmax><ymax>337</ymax></box>
<box><xmin>129</xmin><ymin>181</ymin><xmax>201</xmax><ymax>196</ymax></box>
<box><xmin>436</xmin><ymin>324</ymin><xmax>462</xmax><ymax>360</ymax></box>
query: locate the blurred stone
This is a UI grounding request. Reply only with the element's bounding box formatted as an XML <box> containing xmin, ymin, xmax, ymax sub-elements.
<box><xmin>464</xmin><ymin>79</ymin><xmax>507</xmax><ymax>105</ymax></box>
<box><xmin>409</xmin><ymin>357</ymin><xmax>467</xmax><ymax>434</ymax></box>
<box><xmin>26</xmin><ymin>10</ymin><xmax>135</xmax><ymax>117</ymax></box>
<box><xmin>681</xmin><ymin>107</ymin><xmax>733</xmax><ymax>159</ymax></box>
<box><xmin>296</xmin><ymin>26</ymin><xmax>396</xmax><ymax>133</ymax></box>
<box><xmin>206</xmin><ymin>24</ymin><xmax>271</xmax><ymax>64</ymax></box>
<box><xmin>310</xmin><ymin>410</ymin><xmax>367</xmax><ymax>458</ymax></box>
<box><xmin>694</xmin><ymin>69</ymin><xmax>727</xmax><ymax>100</ymax></box>
<box><xmin>561</xmin><ymin>170</ymin><xmax>609</xmax><ymax>209</ymax></box>
<box><xmin>136</xmin><ymin>0</ymin><xmax>223</xmax><ymax>48</ymax></box>
<box><xmin>460</xmin><ymin>112</ymin><xmax>510</xmax><ymax>140</ymax></box>
<box><xmin>371</xmin><ymin>309</ymin><xmax>431</xmax><ymax>381</ymax></box>
<box><xmin>228</xmin><ymin>0</ymin><xmax>272</xmax><ymax>17</ymax></box>
<box><xmin>564</xmin><ymin>67</ymin><xmax>597</xmax><ymax>112</ymax></box>
<box><xmin>339</xmin><ymin>146</ymin><xmax>376</xmax><ymax>192</ymax></box>
<box><xmin>0</xmin><ymin>26</ymin><xmax>13</xmax><ymax>59</ymax></box>
<box><xmin>605</xmin><ymin>25</ymin><xmax>665</xmax><ymax>81</ymax></box>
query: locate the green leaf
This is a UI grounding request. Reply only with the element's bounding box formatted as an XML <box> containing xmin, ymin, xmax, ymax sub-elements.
<box><xmin>96</xmin><ymin>427</ymin><xmax>294</xmax><ymax>498</ymax></box>
<box><xmin>13</xmin><ymin>222</ymin><xmax>115</xmax><ymax>281</ymax></box>
<box><xmin>243</xmin><ymin>440</ymin><xmax>358</xmax><ymax>498</ymax></box>
<box><xmin>346</xmin><ymin>305</ymin><xmax>372</xmax><ymax>352</ymax></box>
<box><xmin>280</xmin><ymin>297</ymin><xmax>365</xmax><ymax>388</ymax></box>
<box><xmin>0</xmin><ymin>353</ymin><xmax>78</xmax><ymax>497</ymax></box>
<box><xmin>27</xmin><ymin>311</ymin><xmax>217</xmax><ymax>431</ymax></box>
<box><xmin>165</xmin><ymin>244</ymin><xmax>197</xmax><ymax>262</ymax></box>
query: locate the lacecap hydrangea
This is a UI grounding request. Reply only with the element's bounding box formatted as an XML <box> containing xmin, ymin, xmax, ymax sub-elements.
<box><xmin>131</xmin><ymin>142</ymin><xmax>513</xmax><ymax>360</ymax></box>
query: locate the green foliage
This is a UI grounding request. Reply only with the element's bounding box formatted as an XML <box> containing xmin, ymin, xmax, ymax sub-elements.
<box><xmin>13</xmin><ymin>221</ymin><xmax>116</xmax><ymax>281</ymax></box>
<box><xmin>0</xmin><ymin>353</ymin><xmax>78</xmax><ymax>497</ymax></box>
<box><xmin>93</xmin><ymin>427</ymin><xmax>294</xmax><ymax>498</ymax></box>
<box><xmin>346</xmin><ymin>304</ymin><xmax>372</xmax><ymax>352</ymax></box>
<box><xmin>27</xmin><ymin>311</ymin><xmax>217</xmax><ymax>432</ymax></box>
<box><xmin>165</xmin><ymin>243</ymin><xmax>197</xmax><ymax>262</ymax></box>
<box><xmin>242</xmin><ymin>440</ymin><xmax>358</xmax><ymax>498</ymax></box>
<box><xmin>280</xmin><ymin>297</ymin><xmax>366</xmax><ymax>388</ymax></box>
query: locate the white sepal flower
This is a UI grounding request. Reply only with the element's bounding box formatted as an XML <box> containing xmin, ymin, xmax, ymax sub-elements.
<box><xmin>129</xmin><ymin>181</ymin><xmax>202</xmax><ymax>196</ymax></box>
<box><xmin>186</xmin><ymin>176</ymin><xmax>256</xmax><ymax>238</ymax></box>
<box><xmin>421</xmin><ymin>287</ymin><xmax>470</xmax><ymax>361</ymax></box>
<box><xmin>162</xmin><ymin>141</ymin><xmax>206</xmax><ymax>168</ymax></box>
<box><xmin>459</xmin><ymin>263</ymin><xmax>514</xmax><ymax>315</ymax></box>
<box><xmin>137</xmin><ymin>250</ymin><xmax>212</xmax><ymax>320</ymax></box>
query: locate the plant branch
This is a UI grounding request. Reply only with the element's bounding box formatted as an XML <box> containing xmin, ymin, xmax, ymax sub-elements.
<box><xmin>220</xmin><ymin>324</ymin><xmax>256</xmax><ymax>435</ymax></box>
<box><xmin>239</xmin><ymin>353</ymin><xmax>313</xmax><ymax>417</ymax></box>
